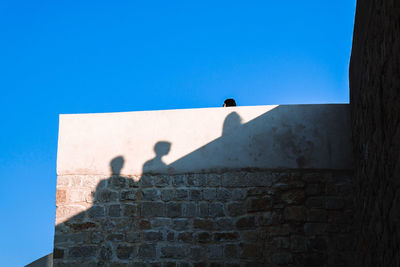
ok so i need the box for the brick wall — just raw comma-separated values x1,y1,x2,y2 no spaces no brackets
53,170,354,266
350,0,400,266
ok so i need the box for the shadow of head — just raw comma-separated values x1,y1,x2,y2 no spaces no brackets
154,141,171,158
223,112,242,135
110,156,124,175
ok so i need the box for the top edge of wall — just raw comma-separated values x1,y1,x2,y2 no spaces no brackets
57,104,352,176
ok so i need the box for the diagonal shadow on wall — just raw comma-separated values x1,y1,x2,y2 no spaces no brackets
47,104,354,266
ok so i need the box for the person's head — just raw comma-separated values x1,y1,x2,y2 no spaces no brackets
223,98,237,107
110,156,124,175
154,141,171,157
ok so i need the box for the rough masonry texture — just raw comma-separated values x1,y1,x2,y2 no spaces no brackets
53,104,354,266
350,0,400,266
54,170,354,266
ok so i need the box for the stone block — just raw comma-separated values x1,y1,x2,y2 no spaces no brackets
213,232,239,242
167,202,183,217
171,219,189,231
206,174,221,187
203,189,217,200
231,189,246,200
240,243,261,259
155,175,170,186
177,232,193,242
88,205,105,218
307,236,327,252
221,173,247,187
215,218,234,230
151,218,171,228
187,174,206,187
325,196,345,210
259,211,282,226
305,183,323,196
224,244,239,258
141,202,165,217
235,216,256,229
284,206,305,221
137,244,156,258
198,202,208,217
247,196,272,212
226,202,245,216
206,245,223,259
248,172,273,187
138,175,154,186
307,209,327,222
122,204,137,217
56,189,67,205
143,231,163,241
100,244,113,260
106,233,124,241
304,223,327,235
161,189,175,201
176,189,189,200
96,189,118,202
141,188,160,201
216,189,232,201
281,190,305,205
108,204,121,217
305,197,325,208
68,246,97,258
167,231,175,241
209,203,225,217
290,235,307,252
91,232,104,243
126,232,141,243
172,175,187,187
271,252,293,264
267,224,291,236
161,245,187,259
109,176,127,189
189,189,202,201
241,231,259,242
190,246,205,261
194,219,214,230
266,236,289,249
183,202,196,217
116,245,134,260
120,189,138,201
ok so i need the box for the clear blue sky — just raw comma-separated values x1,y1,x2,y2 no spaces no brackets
0,1,355,266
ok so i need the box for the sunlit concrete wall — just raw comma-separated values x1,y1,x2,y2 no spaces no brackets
57,104,352,176
54,105,355,266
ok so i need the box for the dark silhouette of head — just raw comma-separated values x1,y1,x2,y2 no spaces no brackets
110,156,124,175
223,98,237,107
154,141,171,158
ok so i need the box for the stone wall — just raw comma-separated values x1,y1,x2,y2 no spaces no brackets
53,170,354,266
349,0,400,266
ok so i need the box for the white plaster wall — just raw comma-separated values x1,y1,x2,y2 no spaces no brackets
57,104,352,176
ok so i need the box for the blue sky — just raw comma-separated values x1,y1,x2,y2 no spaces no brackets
0,1,356,266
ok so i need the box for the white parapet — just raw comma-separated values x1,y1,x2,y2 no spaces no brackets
57,104,352,176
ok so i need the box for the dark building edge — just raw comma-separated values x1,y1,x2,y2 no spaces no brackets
350,0,400,266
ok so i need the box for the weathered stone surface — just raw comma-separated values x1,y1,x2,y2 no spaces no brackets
137,244,156,258
54,170,354,265
350,1,400,266
141,202,165,217
161,245,187,259
116,245,134,260
68,246,97,258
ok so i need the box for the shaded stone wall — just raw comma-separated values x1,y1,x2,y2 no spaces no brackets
350,0,400,266
54,170,354,266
